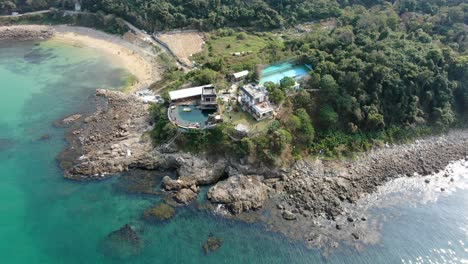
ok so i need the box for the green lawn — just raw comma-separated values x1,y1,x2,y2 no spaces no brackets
210,35,269,56
193,32,284,71
222,105,271,133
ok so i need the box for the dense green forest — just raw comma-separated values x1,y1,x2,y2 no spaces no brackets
2,0,466,165
2,0,466,31
148,1,467,164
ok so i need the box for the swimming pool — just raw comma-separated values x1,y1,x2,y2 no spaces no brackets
170,105,215,129
259,62,312,85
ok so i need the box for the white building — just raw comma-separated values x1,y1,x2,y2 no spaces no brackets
230,70,249,82
168,84,217,105
239,84,274,121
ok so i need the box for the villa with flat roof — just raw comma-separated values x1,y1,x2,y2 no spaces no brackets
200,85,218,110
239,84,274,121
168,84,216,103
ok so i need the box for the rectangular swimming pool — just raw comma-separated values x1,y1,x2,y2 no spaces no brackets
259,62,312,85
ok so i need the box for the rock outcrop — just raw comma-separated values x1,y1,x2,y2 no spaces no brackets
277,130,468,220
173,188,198,204
143,203,176,222
176,158,227,186
58,89,158,179
202,236,223,254
0,26,54,41
54,85,468,249
207,175,269,214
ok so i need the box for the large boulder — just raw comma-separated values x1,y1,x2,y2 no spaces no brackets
282,210,297,220
173,188,198,204
207,175,268,214
177,157,226,186
162,176,193,191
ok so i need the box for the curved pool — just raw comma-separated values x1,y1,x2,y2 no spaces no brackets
169,105,215,129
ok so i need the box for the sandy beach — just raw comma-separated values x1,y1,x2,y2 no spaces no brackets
0,25,161,92
53,25,161,92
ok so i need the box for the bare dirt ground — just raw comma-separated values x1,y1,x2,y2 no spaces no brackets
157,32,204,67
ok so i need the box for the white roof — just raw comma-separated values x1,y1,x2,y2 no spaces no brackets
233,70,249,78
169,85,212,101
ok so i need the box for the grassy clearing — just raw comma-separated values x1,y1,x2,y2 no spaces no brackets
222,104,271,133
210,35,268,56
193,32,284,72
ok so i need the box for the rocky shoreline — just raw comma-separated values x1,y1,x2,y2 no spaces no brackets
0,25,53,41
57,89,468,248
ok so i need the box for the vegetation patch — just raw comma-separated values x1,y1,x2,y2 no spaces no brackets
143,203,175,222
121,73,138,93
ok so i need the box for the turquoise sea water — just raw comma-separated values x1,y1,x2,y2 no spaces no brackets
259,62,311,85
0,40,467,264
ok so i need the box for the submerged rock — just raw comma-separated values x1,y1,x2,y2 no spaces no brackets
203,236,223,254
114,170,164,195
0,138,13,151
60,114,82,126
143,203,175,222
39,134,50,140
100,224,143,259
173,188,197,204
177,158,226,186
207,175,268,215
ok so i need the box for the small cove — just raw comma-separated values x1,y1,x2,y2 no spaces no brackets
0,38,467,264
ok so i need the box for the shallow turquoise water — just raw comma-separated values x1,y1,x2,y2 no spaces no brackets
0,40,467,264
259,62,311,85
174,105,214,128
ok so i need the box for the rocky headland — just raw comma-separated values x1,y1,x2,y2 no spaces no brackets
57,88,468,248
0,25,53,41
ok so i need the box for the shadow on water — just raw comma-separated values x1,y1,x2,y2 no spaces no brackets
112,169,176,196
23,47,57,64
0,138,14,152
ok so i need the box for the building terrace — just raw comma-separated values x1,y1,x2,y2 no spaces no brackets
239,83,274,121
